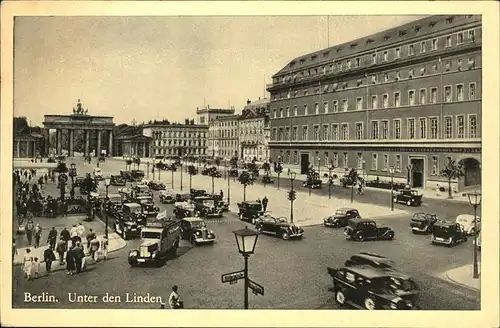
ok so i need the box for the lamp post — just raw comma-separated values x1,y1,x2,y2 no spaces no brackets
233,227,259,309
328,165,334,199
389,167,395,211
288,170,296,224
171,165,174,189
104,177,111,239
224,158,228,180
69,163,77,200
227,167,231,206
146,161,150,179
317,156,320,178
467,191,481,279
152,159,156,180
180,159,183,191
211,172,215,195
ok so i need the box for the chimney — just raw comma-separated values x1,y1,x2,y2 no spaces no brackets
246,99,251,105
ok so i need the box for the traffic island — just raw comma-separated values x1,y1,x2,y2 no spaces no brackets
443,263,481,291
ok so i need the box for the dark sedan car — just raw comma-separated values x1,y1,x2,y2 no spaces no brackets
179,217,216,246
431,221,468,246
148,180,166,191
409,213,439,234
344,218,395,241
324,208,361,228
255,214,304,240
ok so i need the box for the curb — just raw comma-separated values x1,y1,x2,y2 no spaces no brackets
443,270,481,292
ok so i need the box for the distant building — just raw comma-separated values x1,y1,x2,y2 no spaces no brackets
13,117,44,158
215,114,240,159
238,98,270,162
196,106,236,157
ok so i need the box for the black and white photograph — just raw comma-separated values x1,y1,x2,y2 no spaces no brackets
1,1,499,327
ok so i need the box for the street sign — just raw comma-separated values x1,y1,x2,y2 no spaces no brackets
248,279,264,296
221,269,245,284
58,173,68,184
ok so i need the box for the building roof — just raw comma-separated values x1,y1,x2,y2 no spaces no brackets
217,114,240,121
196,107,235,114
115,134,152,141
143,123,208,129
273,15,481,77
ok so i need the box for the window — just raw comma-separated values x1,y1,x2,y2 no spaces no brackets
431,156,439,175
302,126,308,140
456,84,464,101
395,154,401,172
395,71,400,80
394,92,401,107
278,128,283,141
314,103,319,114
409,44,415,55
371,95,377,109
456,115,465,139
445,116,453,138
372,53,377,64
285,107,290,117
446,35,452,47
341,124,349,140
371,75,377,84
285,151,290,163
383,154,389,171
331,124,339,140
371,153,378,171
420,89,426,104
273,109,277,118
394,119,401,139
294,151,299,164
409,69,414,78
314,125,320,140
381,120,389,139
343,153,348,168
357,153,363,169
384,73,389,82
421,41,426,53
371,121,379,139
432,63,438,72
347,60,352,69
407,118,415,139
383,51,388,61
383,94,389,108
468,114,477,138
457,32,464,44
419,118,427,138
332,100,339,112
355,58,360,67
420,67,426,76
333,152,339,167
458,59,463,70
342,99,348,111
324,152,329,167
323,102,328,112
430,117,438,139
356,97,363,110
409,90,415,105
444,86,452,102
395,47,401,58
285,127,290,140
304,104,309,115
323,125,329,140
292,126,298,140
469,82,476,100
431,38,437,50
468,29,475,42
293,106,298,116
355,123,363,140
272,128,277,140
431,87,438,103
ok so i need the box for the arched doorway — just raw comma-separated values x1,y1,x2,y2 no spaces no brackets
460,158,481,187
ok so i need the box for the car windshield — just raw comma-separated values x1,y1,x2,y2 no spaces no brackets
203,200,215,207
433,225,456,235
277,217,288,223
412,213,427,221
248,204,262,211
335,209,346,215
108,196,121,203
191,221,206,229
389,277,417,292
142,231,161,239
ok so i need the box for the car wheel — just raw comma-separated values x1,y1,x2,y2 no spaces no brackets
469,228,475,235
256,225,263,234
190,236,197,246
281,231,290,240
387,231,395,240
355,231,364,241
364,297,376,310
393,197,398,204
335,290,346,305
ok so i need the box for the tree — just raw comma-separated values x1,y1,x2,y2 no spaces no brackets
261,162,271,175
55,161,68,173
238,171,253,201
230,156,238,169
188,165,197,191
439,159,464,199
214,157,221,167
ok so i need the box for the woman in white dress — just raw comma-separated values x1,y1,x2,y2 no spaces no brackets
23,248,33,280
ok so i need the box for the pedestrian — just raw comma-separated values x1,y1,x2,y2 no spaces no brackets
101,235,109,260
23,249,33,280
44,174,48,184
60,227,70,242
86,229,96,253
66,245,75,275
33,223,42,248
256,198,261,204
435,184,441,197
56,237,67,264
73,242,85,274
70,224,79,246
262,196,268,212
168,285,183,309
89,236,100,260
220,189,223,198
32,257,40,278
77,222,85,241
12,238,18,262
47,227,58,249
25,220,34,246
43,245,56,274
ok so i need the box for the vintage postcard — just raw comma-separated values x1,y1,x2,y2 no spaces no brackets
1,1,499,327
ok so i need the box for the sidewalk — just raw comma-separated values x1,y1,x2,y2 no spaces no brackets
443,263,481,291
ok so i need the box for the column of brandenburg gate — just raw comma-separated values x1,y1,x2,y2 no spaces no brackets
43,100,115,157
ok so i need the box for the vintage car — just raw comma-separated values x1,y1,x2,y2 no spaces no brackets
211,194,229,212
132,184,152,197
456,214,481,235
159,190,175,204
180,217,216,246
174,192,191,203
192,196,223,218
110,174,126,186
344,218,395,241
135,195,160,217
120,170,133,182
237,201,264,223
409,213,440,234
228,168,239,178
262,175,275,184
131,170,145,182
393,188,423,206
344,252,395,269
93,167,104,181
327,266,420,310
190,188,207,199
431,221,468,246
324,208,361,228
122,202,147,226
255,214,304,240
128,218,181,267
148,180,166,191
104,193,123,212
114,206,142,240
73,176,85,187
173,201,196,219
303,177,322,189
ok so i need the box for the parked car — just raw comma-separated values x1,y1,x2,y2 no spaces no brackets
237,201,264,223
148,180,166,191
159,190,175,204
173,202,196,219
192,196,223,218
120,170,133,182
409,213,440,234
132,184,152,197
110,175,126,186
324,208,361,228
190,188,207,199
131,170,145,182
327,265,420,310
344,218,395,241
393,188,423,206
455,214,481,235
179,217,216,246
431,221,468,246
174,192,191,203
255,214,304,240
262,175,275,184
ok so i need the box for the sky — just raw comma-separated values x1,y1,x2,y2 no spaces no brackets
14,15,427,126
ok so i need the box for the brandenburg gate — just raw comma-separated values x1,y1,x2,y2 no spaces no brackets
43,99,115,157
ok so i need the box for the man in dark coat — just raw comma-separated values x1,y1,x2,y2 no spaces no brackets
73,243,85,274
47,227,58,249
56,237,67,264
60,227,70,243
66,246,75,275
262,196,269,212
43,245,56,273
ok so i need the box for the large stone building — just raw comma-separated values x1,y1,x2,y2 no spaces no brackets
215,114,240,159
267,15,481,191
142,120,209,158
238,98,271,162
196,106,236,158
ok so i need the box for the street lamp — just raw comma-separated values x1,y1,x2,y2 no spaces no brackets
224,158,228,180
227,165,231,206
389,167,395,212
69,163,77,200
180,158,184,191
467,191,481,279
288,170,296,224
233,227,259,309
317,156,321,178
152,159,156,180
104,177,111,239
328,165,334,199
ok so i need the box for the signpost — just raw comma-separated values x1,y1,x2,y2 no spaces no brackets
248,279,264,296
221,270,245,284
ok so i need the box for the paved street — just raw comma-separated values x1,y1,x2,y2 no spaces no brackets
12,157,480,309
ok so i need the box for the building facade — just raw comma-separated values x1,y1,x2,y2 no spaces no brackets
142,122,209,158
238,98,271,162
267,15,481,191
215,114,240,159
196,107,236,158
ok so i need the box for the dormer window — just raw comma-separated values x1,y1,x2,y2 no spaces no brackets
350,43,357,48
468,57,476,68
429,21,436,27
458,59,463,71
332,83,338,90
311,55,317,60
414,25,421,33
357,79,363,87
468,29,476,42
371,75,377,84
408,69,414,78
445,61,451,71
395,71,400,81
398,30,407,36
446,17,454,24
323,51,330,57
420,67,426,76
384,35,391,40
336,47,342,52
366,38,374,44
300,59,305,64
